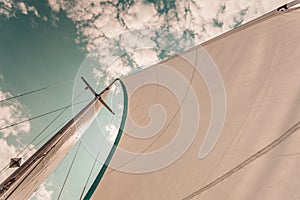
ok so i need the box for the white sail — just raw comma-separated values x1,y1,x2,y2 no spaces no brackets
88,5,300,200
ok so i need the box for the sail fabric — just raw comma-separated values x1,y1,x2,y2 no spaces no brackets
91,7,300,200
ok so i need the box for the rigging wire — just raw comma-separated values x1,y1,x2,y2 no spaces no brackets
76,83,124,200
19,88,89,157
17,107,68,157
0,88,91,198
0,78,76,103
0,91,89,176
0,109,65,176
57,141,82,200
78,82,122,199
0,109,75,176
78,81,123,163
57,80,106,200
27,119,68,155
0,87,48,103
0,98,90,132
79,138,104,200
0,117,72,177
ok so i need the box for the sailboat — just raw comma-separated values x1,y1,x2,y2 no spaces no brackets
1,1,300,199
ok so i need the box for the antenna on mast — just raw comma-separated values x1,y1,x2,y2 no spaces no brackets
81,77,115,115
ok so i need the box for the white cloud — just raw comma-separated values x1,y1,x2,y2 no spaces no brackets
44,0,292,84
0,75,51,199
1,143,36,186
93,67,104,86
0,89,31,137
0,8,9,17
0,0,14,18
104,58,133,85
0,0,41,18
0,141,37,182
48,0,61,12
0,73,33,182
42,15,48,21
29,182,54,200
0,138,18,182
17,2,28,15
0,84,37,199
130,49,159,67
102,18,125,39
105,124,118,143
28,5,40,17
122,1,159,29
0,0,13,9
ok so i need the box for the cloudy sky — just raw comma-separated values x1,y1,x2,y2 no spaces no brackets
0,0,291,199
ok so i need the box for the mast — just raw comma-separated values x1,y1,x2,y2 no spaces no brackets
0,77,116,200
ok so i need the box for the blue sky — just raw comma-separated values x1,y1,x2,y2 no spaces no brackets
0,0,290,199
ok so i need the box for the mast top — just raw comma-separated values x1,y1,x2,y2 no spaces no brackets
81,76,115,115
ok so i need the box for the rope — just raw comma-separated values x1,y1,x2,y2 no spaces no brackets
57,142,82,200
0,78,76,103
0,87,48,103
0,118,72,178
0,98,90,132
79,142,104,200
0,89,90,199
0,109,67,176
0,91,89,177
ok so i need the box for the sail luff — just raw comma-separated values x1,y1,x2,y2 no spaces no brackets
83,79,128,200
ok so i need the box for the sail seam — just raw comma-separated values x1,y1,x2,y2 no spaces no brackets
183,121,300,200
